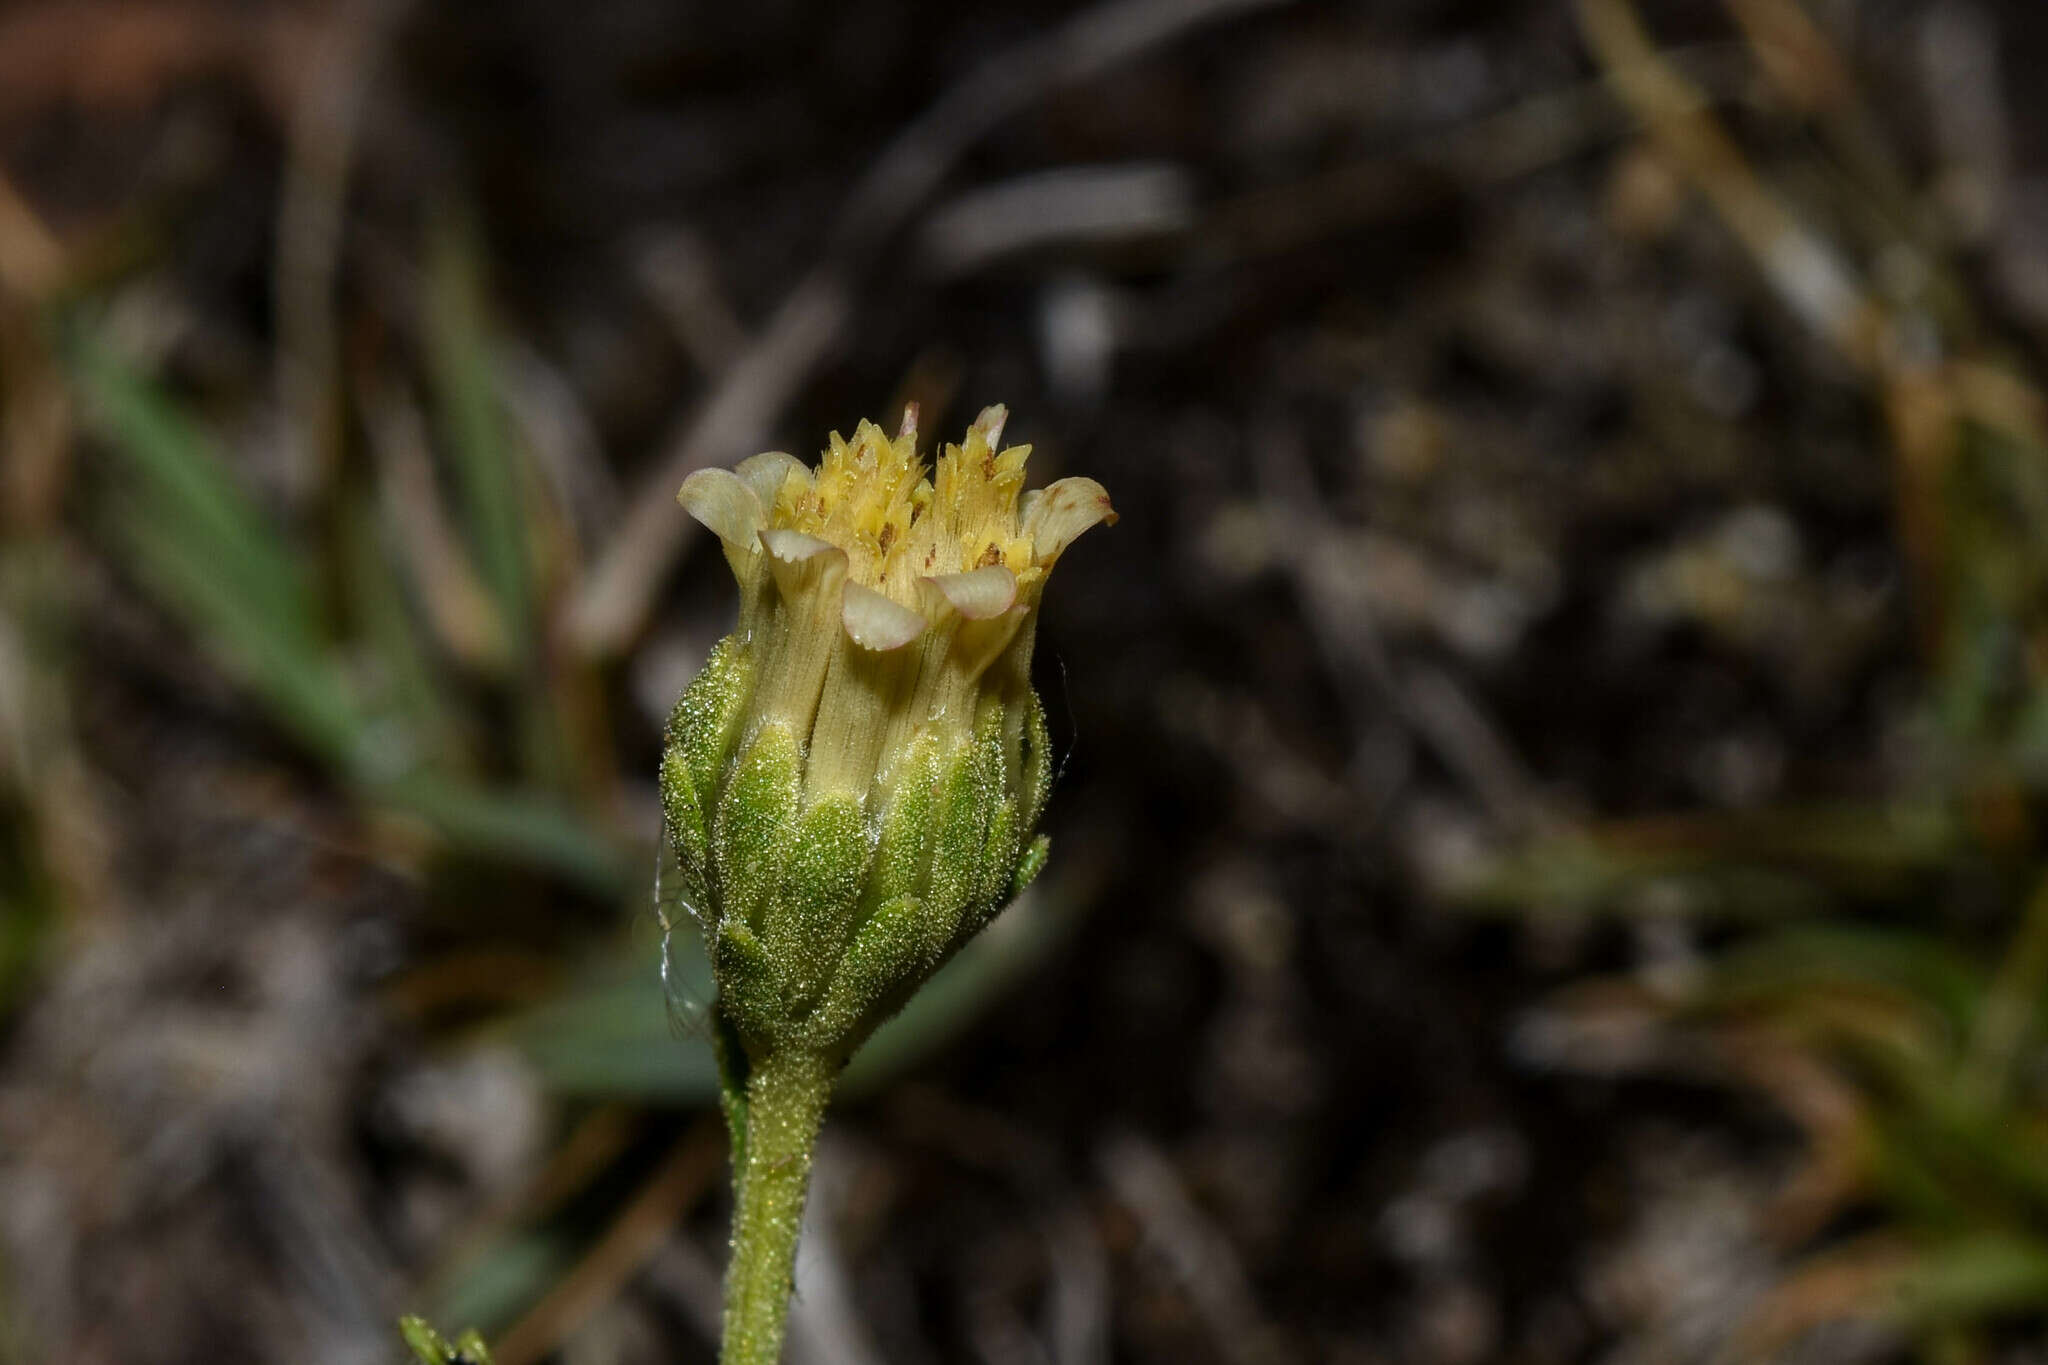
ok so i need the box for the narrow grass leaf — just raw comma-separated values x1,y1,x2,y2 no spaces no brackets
377,770,630,897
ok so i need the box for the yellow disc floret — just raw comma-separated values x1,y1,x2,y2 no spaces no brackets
767,409,1041,608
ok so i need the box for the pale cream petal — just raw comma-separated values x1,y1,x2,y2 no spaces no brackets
760,527,835,559
1022,476,1117,562
735,451,808,510
924,565,1018,620
760,528,847,601
676,468,764,549
841,582,926,651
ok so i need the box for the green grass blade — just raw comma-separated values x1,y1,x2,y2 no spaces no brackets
1891,1233,2048,1329
425,215,531,658
426,1229,570,1342
337,489,468,778
73,336,366,765
423,216,575,794
72,337,323,654
1708,924,1987,1033
375,770,630,897
496,944,721,1103
98,483,363,764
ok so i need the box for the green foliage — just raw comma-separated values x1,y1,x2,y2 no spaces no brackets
1459,413,2048,1356
68,324,626,895
424,214,530,662
1892,1235,2048,1332
399,1315,494,1365
0,817,57,1014
73,332,361,767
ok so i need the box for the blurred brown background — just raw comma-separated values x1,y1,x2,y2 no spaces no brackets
7,0,2048,1362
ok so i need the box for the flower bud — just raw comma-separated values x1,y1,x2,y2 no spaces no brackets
661,405,1114,1064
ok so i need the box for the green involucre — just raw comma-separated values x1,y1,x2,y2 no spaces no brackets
661,637,753,907
764,793,871,1014
866,735,939,910
712,721,801,932
667,632,1058,1065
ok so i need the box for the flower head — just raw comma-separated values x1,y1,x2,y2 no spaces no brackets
661,406,1112,1063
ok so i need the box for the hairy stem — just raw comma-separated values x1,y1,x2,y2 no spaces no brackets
720,1047,835,1365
